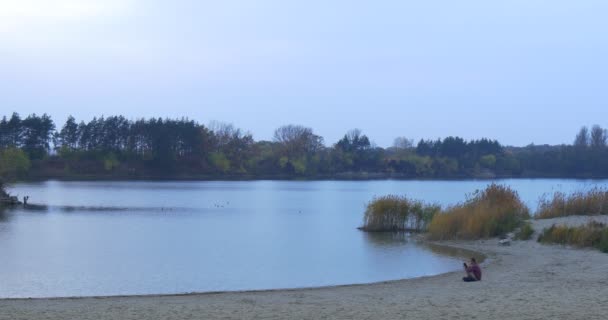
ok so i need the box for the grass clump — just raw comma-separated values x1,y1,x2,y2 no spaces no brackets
536,188,608,219
428,184,530,240
360,195,440,232
538,221,608,253
515,221,534,240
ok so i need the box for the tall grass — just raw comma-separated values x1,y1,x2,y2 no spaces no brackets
360,195,440,232
428,184,530,240
538,221,608,253
536,188,608,219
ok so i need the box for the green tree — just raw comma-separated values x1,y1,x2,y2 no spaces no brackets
55,115,80,152
21,113,55,159
209,152,230,173
0,148,31,180
103,153,120,171
0,113,23,148
479,154,497,168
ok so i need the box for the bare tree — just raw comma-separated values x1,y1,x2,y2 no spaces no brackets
208,121,248,149
393,136,414,149
273,125,324,157
574,126,589,148
590,125,607,149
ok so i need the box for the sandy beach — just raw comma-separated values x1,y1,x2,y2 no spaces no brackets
1,215,607,320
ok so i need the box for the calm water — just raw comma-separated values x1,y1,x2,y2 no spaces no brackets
1,179,606,298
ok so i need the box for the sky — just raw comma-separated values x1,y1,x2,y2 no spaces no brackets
1,0,607,147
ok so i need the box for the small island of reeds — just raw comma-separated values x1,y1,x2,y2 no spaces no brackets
359,195,440,232
360,184,531,241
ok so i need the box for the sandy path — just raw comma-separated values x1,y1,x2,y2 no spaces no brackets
1,216,608,320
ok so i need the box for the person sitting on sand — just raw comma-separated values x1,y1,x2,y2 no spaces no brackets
462,258,482,282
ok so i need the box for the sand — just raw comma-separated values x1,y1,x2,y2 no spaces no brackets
2,216,608,320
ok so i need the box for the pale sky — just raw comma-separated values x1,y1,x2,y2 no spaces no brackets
1,0,607,147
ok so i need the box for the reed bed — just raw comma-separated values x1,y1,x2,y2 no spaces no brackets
538,221,608,253
536,188,608,219
360,195,440,232
427,184,530,240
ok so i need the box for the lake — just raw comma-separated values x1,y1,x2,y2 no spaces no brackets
1,179,606,298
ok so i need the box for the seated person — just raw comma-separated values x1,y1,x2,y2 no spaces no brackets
462,258,482,282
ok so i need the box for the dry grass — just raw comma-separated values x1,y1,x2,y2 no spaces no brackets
538,221,608,253
427,184,530,240
360,195,440,232
536,188,608,219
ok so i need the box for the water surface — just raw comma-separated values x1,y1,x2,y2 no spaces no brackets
1,179,606,298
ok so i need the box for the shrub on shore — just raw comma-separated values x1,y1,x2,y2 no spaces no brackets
515,221,534,240
0,180,8,199
427,184,530,240
538,221,608,253
536,188,608,219
360,195,440,232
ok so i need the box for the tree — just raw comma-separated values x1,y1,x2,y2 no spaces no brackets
55,115,80,152
439,136,467,158
393,136,414,149
20,113,55,159
273,125,324,158
0,113,23,148
0,148,31,180
336,129,371,153
334,129,380,171
574,126,590,148
209,121,254,172
479,154,497,168
590,125,607,149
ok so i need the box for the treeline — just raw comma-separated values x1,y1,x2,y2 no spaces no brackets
1,112,607,180
512,125,608,177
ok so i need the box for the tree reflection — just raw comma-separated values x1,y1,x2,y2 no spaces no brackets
363,231,410,247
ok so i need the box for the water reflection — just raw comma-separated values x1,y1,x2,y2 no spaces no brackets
421,242,486,263
363,232,485,263
0,208,9,222
363,232,410,247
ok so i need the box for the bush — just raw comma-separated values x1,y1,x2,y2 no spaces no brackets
515,221,534,240
0,180,9,199
538,221,608,253
0,147,31,180
360,195,440,232
536,188,608,219
428,184,530,240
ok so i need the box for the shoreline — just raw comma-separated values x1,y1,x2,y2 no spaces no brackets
14,174,608,183
1,216,607,319
0,242,486,302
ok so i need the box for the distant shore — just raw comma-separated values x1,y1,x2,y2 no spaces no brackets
1,216,607,320
14,172,608,183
